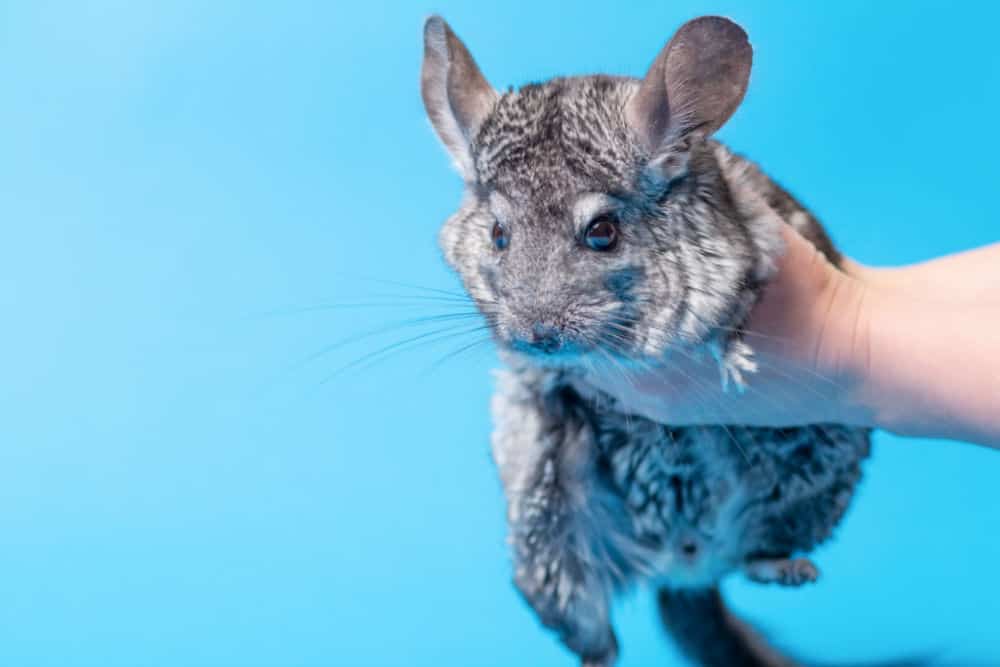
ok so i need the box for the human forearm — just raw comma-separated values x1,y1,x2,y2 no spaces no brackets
845,284,1000,447
845,243,1000,305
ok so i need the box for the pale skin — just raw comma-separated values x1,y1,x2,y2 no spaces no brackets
574,205,1000,448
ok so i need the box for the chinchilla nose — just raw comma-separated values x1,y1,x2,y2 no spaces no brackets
529,322,562,353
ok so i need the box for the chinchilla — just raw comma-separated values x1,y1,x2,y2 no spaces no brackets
421,15,875,667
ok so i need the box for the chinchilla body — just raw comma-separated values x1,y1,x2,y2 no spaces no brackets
421,15,870,667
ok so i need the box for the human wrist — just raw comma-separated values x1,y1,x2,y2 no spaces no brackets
830,259,939,432
840,257,907,293
830,275,925,435
807,265,880,429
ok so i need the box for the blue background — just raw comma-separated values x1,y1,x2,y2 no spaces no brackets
2,1,999,665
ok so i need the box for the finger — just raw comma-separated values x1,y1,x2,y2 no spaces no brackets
570,371,638,404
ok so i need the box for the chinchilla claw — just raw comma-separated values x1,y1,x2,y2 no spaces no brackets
717,339,757,393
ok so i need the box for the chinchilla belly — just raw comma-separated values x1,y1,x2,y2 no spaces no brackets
590,411,871,588
489,367,871,590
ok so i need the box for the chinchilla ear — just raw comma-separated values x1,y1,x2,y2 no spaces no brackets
421,16,498,180
626,16,751,157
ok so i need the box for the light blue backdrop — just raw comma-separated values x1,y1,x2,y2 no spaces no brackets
2,1,998,665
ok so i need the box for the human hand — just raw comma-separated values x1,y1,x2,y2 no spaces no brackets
571,218,872,428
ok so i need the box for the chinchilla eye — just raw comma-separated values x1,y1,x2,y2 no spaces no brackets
491,221,509,250
583,214,619,251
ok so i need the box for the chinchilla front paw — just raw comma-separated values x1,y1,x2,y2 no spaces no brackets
712,337,758,392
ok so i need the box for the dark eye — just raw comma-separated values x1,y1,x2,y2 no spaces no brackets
584,214,619,251
491,221,509,250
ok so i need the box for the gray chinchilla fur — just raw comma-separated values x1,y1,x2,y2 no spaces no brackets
421,15,870,667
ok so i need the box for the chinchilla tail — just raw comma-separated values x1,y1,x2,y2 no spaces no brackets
657,586,797,667
657,586,935,667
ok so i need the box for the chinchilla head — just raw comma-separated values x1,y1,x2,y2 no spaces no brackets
422,15,770,367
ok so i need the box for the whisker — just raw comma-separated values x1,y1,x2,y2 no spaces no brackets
328,272,472,301
247,288,481,317
319,323,493,385
606,307,851,399
646,350,754,466
285,311,485,374
419,336,496,377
